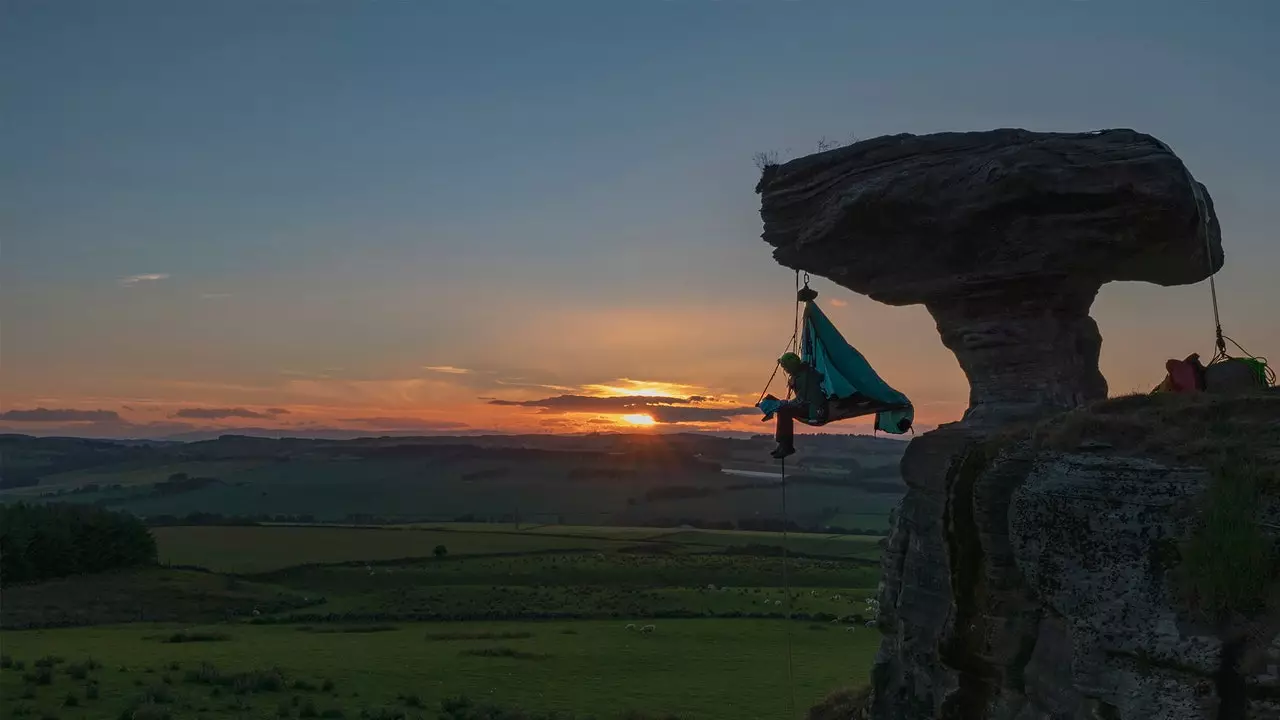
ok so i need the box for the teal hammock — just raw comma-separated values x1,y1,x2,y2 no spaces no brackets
759,300,914,435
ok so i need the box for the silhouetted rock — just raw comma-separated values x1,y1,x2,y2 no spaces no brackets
755,130,1278,720
757,128,1222,424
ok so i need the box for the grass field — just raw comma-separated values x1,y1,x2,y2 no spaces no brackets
0,619,879,720
154,526,641,573
156,524,887,574
4,521,887,719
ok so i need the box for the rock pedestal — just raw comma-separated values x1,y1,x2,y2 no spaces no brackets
756,129,1280,719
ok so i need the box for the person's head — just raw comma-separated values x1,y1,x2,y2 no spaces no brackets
778,352,804,374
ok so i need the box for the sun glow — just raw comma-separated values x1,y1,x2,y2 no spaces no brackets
583,379,704,399
619,413,657,426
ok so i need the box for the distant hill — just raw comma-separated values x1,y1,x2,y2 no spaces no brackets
0,432,907,533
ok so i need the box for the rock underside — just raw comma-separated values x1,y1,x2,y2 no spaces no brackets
755,129,1278,719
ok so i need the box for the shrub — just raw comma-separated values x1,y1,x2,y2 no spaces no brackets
21,684,37,699
425,631,533,641
320,710,345,719
25,667,53,685
292,678,317,691
278,701,293,718
67,662,89,680
300,700,319,718
184,663,224,685
121,703,172,720
458,646,548,660
63,693,79,707
358,709,407,720
141,684,174,704
163,631,229,644
1178,459,1280,622
34,656,64,668
13,659,27,670
321,679,336,693
86,682,101,700
10,704,33,717
400,693,422,708
1,654,13,669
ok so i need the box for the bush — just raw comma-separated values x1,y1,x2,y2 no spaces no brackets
121,703,171,720
278,701,293,718
437,695,581,719
21,684,37,699
10,704,33,717
141,684,174,704
25,667,53,685
400,693,423,708
300,700,319,718
321,679,336,692
292,679,317,691
458,646,548,660
86,682,101,700
13,659,27,670
320,710,345,719
425,631,532,641
35,656,64,668
1,654,12,669
163,631,229,644
1178,459,1280,622
65,662,88,680
63,693,79,707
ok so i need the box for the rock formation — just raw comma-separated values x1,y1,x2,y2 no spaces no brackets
756,129,1279,719
757,128,1221,425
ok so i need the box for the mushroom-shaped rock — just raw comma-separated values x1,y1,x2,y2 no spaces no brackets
756,128,1223,424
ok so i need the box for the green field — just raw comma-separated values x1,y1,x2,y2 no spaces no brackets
155,524,887,573
0,620,880,720
154,526,637,573
3,521,886,719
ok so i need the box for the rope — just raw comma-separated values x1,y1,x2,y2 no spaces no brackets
792,270,802,354
779,454,796,720
1151,137,1228,359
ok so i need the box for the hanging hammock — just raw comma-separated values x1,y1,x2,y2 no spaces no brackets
799,299,914,433
757,280,915,435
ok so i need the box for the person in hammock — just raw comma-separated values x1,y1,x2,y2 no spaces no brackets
760,352,829,459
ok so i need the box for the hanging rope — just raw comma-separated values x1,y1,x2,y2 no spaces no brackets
779,454,796,720
1150,138,1229,360
755,270,806,405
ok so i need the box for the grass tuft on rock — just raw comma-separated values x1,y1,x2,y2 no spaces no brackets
1178,458,1279,623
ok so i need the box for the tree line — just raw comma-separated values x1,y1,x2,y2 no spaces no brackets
0,503,157,586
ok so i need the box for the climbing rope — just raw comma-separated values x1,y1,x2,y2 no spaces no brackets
1151,137,1230,361
779,454,796,720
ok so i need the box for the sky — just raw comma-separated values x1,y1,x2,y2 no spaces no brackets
2,1,1278,440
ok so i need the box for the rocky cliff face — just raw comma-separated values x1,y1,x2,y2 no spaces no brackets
755,129,1279,719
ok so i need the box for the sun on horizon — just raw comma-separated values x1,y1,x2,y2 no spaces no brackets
619,413,657,427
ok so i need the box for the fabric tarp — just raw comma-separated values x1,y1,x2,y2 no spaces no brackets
800,301,914,434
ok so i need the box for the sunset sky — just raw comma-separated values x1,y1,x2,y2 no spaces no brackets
3,1,1278,439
